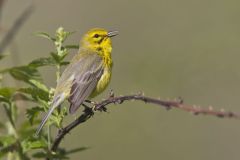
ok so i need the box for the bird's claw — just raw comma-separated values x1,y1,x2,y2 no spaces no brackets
82,103,94,115
84,100,108,112
109,89,114,98
95,105,108,112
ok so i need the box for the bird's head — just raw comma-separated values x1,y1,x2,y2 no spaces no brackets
81,28,118,51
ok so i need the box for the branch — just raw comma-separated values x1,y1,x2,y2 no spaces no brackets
0,4,34,54
51,108,93,152
50,93,240,152
95,94,240,118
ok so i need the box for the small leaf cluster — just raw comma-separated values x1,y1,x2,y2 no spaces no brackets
0,27,83,159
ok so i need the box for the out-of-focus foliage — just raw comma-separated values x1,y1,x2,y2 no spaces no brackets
0,27,82,159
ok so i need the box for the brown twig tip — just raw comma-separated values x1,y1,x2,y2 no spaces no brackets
50,93,240,153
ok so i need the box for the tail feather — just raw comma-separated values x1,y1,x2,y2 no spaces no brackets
35,93,65,136
35,105,56,136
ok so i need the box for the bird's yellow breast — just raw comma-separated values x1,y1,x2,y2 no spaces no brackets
90,46,113,98
83,33,113,98
90,66,112,98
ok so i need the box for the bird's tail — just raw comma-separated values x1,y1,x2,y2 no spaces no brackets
35,93,65,136
35,105,56,136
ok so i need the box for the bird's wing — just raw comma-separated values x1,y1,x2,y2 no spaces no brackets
67,53,104,114
35,53,103,135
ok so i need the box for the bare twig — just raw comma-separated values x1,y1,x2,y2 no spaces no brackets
0,4,34,54
50,93,240,152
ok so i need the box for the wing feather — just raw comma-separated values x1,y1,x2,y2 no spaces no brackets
36,51,104,135
67,53,104,114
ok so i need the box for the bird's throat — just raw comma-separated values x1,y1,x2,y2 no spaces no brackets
99,46,113,68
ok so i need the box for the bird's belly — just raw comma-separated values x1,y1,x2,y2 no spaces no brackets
90,68,111,98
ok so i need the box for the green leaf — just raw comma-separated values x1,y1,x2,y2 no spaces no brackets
33,147,71,159
0,87,16,103
0,66,41,84
12,93,34,102
35,32,56,41
65,44,79,49
0,141,18,158
18,119,41,139
58,49,68,59
28,79,49,93
10,66,40,82
0,135,18,158
49,106,67,128
28,57,56,68
0,88,34,103
10,103,18,124
32,151,69,159
0,96,9,103
26,106,43,125
60,61,70,66
21,137,47,153
50,52,61,63
51,51,69,63
18,87,49,102
0,135,16,147
66,147,89,155
0,87,16,99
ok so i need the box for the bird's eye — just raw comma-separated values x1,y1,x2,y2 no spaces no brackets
93,34,99,38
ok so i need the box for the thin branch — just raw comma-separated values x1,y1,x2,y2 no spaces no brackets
50,93,240,152
0,4,34,54
51,107,93,152
95,94,240,118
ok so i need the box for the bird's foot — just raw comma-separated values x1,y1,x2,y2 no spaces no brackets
84,100,108,112
84,99,96,105
108,89,114,98
95,105,108,112
82,103,94,116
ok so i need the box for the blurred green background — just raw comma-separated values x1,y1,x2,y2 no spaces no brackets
2,0,240,159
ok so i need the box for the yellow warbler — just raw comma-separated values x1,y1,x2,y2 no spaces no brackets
36,28,118,135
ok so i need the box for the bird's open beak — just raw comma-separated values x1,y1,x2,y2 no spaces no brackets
107,31,118,37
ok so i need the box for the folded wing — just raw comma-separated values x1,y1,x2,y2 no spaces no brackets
66,53,104,114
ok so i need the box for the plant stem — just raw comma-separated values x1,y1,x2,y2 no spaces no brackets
3,103,16,130
56,64,61,82
47,124,51,150
47,63,61,150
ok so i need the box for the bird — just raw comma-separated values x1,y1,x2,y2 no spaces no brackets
36,28,118,135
